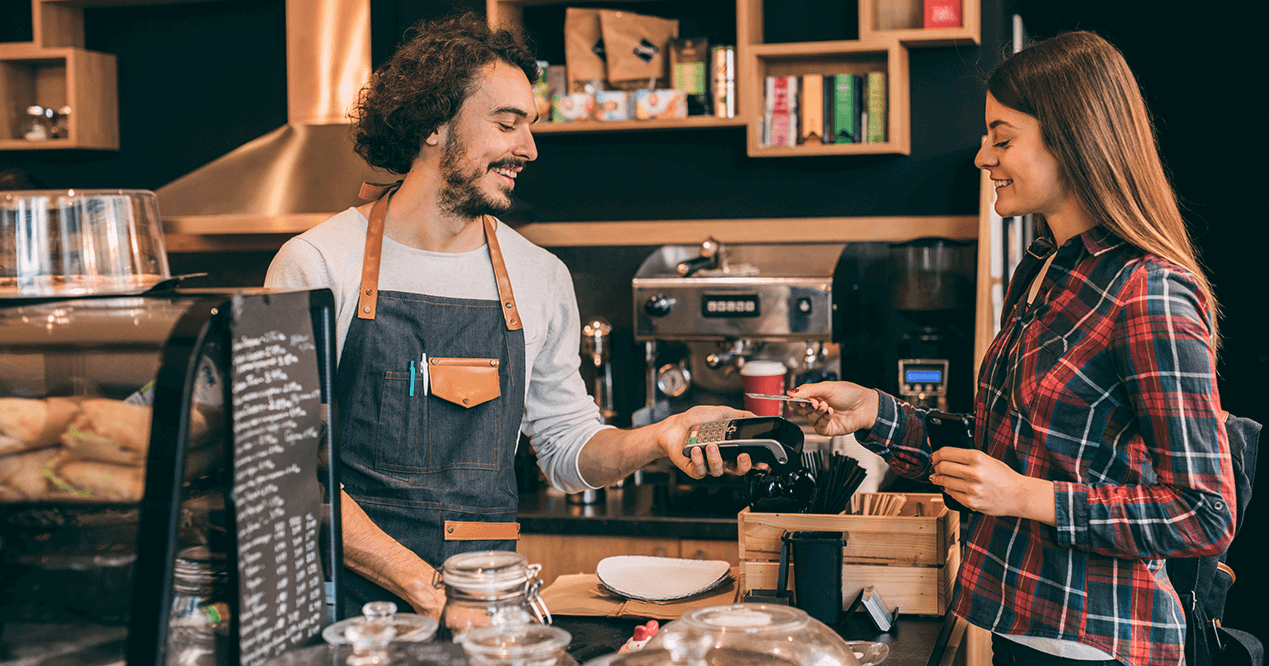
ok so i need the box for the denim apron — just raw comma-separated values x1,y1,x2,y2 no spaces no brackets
336,182,525,617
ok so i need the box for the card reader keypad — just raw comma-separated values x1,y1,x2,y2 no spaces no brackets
686,420,734,447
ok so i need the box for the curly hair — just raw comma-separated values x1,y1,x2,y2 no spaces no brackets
352,12,539,175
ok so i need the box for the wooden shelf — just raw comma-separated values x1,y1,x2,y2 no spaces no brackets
532,115,745,134
0,43,118,150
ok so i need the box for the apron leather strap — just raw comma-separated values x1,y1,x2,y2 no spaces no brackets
484,215,523,332
355,183,522,331
444,520,521,541
355,181,399,320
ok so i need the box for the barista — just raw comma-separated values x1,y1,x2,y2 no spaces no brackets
264,13,753,620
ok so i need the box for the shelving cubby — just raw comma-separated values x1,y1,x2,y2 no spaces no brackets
0,0,117,151
743,39,909,157
0,43,118,150
860,0,981,46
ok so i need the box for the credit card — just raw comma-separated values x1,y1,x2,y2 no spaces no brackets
745,392,813,405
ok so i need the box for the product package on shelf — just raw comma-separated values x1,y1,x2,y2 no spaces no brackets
799,74,825,144
595,91,632,121
866,71,887,143
711,45,735,118
554,93,596,122
833,74,863,144
635,89,687,120
737,493,959,616
924,0,964,28
670,38,710,115
599,9,679,90
762,76,798,147
532,60,553,121
564,8,607,93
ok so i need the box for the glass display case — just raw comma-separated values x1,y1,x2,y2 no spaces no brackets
0,288,340,666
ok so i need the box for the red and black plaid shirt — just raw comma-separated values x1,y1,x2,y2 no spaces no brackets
861,227,1236,666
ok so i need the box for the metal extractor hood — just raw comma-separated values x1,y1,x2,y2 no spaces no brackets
158,0,382,236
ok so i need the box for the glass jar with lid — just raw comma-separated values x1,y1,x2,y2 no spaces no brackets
434,550,550,638
457,623,576,666
323,601,438,645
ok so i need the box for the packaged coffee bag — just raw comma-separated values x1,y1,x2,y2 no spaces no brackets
599,9,679,89
564,8,607,92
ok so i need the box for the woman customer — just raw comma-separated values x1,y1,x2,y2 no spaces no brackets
791,31,1235,666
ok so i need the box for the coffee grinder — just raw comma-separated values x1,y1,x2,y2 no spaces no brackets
889,238,976,410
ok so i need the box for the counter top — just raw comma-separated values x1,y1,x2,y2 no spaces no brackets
517,480,749,541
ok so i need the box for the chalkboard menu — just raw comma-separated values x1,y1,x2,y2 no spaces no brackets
228,293,326,665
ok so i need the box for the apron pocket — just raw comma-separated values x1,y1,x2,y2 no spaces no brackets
376,370,422,470
429,357,500,408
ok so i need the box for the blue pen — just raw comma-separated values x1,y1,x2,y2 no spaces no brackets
409,360,416,396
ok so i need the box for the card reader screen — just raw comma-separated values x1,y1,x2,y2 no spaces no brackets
904,369,943,384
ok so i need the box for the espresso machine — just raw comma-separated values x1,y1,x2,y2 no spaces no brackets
631,238,844,421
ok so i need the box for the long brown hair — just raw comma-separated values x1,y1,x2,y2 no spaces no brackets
988,31,1220,350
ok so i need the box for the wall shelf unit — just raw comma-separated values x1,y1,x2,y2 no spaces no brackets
0,42,117,150
488,0,979,157
0,1,119,151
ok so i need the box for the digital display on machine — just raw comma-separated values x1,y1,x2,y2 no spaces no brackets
904,369,943,384
701,294,760,318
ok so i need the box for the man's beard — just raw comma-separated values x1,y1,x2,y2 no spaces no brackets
437,129,519,219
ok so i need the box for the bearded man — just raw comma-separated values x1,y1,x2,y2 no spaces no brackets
265,13,752,619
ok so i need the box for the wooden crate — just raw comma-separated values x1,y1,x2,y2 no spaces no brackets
738,493,959,616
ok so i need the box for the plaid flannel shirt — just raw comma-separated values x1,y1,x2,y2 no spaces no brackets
860,227,1236,666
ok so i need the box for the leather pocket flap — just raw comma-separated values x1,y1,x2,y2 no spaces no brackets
429,357,500,408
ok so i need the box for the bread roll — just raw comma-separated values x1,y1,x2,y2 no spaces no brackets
56,460,144,502
0,397,80,455
0,447,61,500
61,399,151,466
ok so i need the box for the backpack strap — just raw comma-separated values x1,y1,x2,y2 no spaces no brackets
1001,236,1056,324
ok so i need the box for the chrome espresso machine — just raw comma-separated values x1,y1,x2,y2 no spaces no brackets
631,239,845,423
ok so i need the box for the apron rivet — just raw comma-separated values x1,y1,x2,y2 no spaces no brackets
505,302,513,309
489,359,497,366
510,318,517,325
447,526,454,534
365,288,373,295
363,306,371,313
462,398,470,405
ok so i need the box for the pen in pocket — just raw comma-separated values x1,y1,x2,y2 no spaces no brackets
420,353,429,396
409,360,416,397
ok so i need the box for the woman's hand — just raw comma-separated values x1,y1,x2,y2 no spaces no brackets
787,381,880,437
929,447,1056,524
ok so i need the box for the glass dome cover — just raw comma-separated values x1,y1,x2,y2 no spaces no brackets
640,603,862,666
1,189,171,297
456,623,575,666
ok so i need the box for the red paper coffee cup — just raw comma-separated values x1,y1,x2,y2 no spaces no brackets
741,360,787,416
